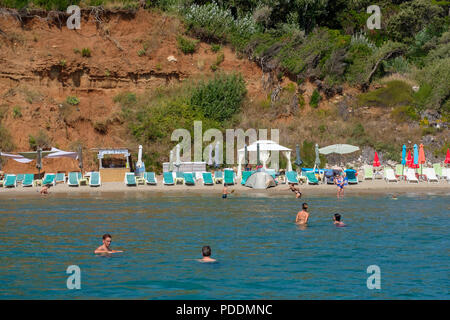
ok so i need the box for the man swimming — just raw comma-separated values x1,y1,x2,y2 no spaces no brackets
333,213,346,227
295,202,309,225
94,234,123,254
288,183,302,198
198,245,216,263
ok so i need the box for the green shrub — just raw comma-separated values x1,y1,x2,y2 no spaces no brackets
137,49,146,57
211,44,221,52
12,106,22,118
177,36,198,54
81,48,91,57
66,96,80,106
310,89,321,108
28,130,52,151
0,125,14,152
358,80,414,108
190,73,247,122
391,105,420,122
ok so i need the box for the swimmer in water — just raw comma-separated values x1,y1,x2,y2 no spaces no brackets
391,194,398,200
94,234,123,254
333,213,346,227
295,203,309,225
288,183,302,199
222,185,233,199
198,245,216,263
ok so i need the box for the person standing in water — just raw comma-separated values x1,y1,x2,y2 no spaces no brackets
333,213,346,227
296,203,309,225
94,234,123,254
335,173,345,199
198,246,216,262
222,185,233,199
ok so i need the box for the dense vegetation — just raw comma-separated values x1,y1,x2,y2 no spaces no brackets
1,0,449,164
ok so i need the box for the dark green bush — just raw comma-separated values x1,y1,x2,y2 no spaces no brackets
358,80,413,108
310,89,321,108
190,73,247,122
81,48,91,57
177,36,198,54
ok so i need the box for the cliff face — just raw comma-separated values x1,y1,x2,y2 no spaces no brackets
0,9,263,173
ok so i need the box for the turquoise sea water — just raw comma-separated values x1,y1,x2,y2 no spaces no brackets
0,193,448,299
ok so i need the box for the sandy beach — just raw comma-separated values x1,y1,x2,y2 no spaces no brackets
0,178,448,198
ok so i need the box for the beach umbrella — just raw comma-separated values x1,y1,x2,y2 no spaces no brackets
244,144,248,165
413,144,419,169
78,146,83,173
406,149,413,167
401,145,406,165
373,151,381,167
319,144,359,167
136,145,143,169
169,149,174,172
444,149,450,165
418,143,426,174
175,144,181,171
36,147,42,177
295,144,303,169
313,144,321,171
207,144,213,166
214,142,220,168
256,143,261,166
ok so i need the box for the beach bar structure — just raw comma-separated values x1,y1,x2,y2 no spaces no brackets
95,148,132,182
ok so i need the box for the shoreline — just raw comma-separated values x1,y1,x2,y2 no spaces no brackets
0,179,448,198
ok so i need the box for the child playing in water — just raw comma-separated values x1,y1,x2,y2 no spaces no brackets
333,213,346,227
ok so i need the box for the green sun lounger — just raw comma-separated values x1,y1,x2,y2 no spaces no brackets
433,163,443,178
304,171,319,185
214,171,223,184
202,172,214,185
364,166,374,180
345,170,358,184
16,174,25,184
224,169,235,185
286,171,299,184
125,172,136,186
4,174,17,188
89,171,101,187
22,174,34,187
42,174,56,186
163,172,175,185
183,172,195,185
145,172,157,185
68,172,80,186
55,173,65,184
241,171,254,185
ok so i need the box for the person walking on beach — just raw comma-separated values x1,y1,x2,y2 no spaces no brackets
296,203,309,225
335,173,345,199
288,183,302,198
94,234,123,254
333,213,346,227
198,246,216,263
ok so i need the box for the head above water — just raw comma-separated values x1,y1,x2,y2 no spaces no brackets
334,213,341,221
102,233,112,246
302,203,308,211
202,246,211,257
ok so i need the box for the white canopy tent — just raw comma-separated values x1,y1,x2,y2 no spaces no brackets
237,140,292,178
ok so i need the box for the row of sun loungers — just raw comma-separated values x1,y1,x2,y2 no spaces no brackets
0,172,101,188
